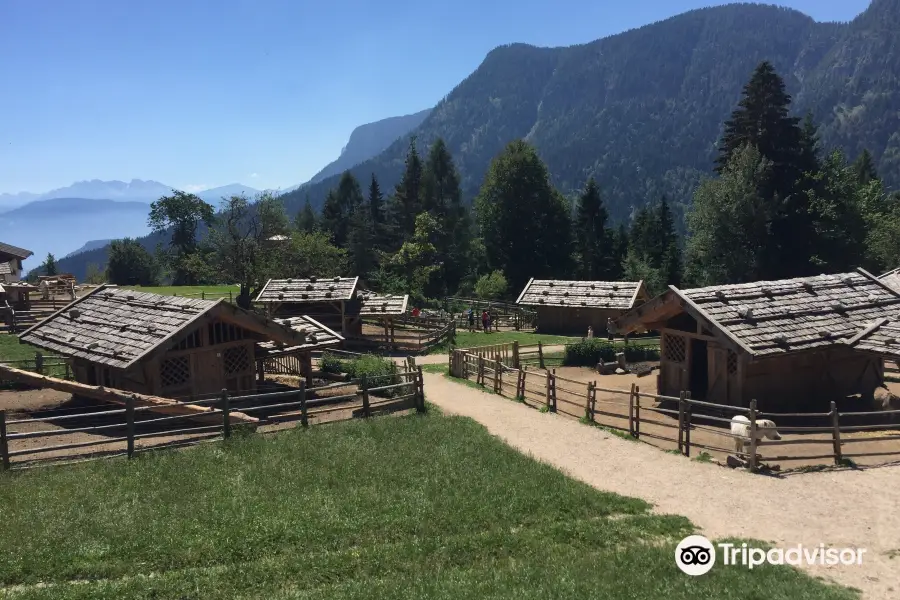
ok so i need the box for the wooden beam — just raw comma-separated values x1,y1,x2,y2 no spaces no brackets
670,287,755,358
0,364,258,426
660,327,720,344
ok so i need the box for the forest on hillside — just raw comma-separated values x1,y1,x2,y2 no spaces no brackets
52,62,900,308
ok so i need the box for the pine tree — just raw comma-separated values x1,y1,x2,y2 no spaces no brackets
610,223,629,280
347,205,375,279
853,149,879,185
368,173,384,245
320,171,364,247
573,178,612,279
474,140,571,292
385,138,424,247
296,195,317,233
422,138,470,295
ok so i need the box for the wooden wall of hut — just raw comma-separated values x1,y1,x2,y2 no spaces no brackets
534,306,626,336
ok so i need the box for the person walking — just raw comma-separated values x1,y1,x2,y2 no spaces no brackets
467,308,475,332
486,311,493,333
481,310,489,332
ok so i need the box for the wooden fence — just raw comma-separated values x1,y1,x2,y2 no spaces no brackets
0,364,425,469
449,346,900,471
348,320,456,353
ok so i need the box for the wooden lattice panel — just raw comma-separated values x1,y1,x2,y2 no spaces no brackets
160,356,190,388
224,346,250,375
727,349,738,375
663,333,686,363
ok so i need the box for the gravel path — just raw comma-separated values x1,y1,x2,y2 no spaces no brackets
423,372,900,599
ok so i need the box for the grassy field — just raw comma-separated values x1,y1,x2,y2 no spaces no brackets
431,331,581,354
0,414,855,599
0,333,36,362
121,285,238,298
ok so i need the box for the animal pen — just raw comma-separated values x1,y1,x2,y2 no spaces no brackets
255,276,361,336
255,315,345,386
614,269,900,412
448,340,900,471
515,279,649,335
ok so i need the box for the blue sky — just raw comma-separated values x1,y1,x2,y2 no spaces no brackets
0,0,871,195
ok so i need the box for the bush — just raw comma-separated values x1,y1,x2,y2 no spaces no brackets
319,353,404,397
562,339,660,367
320,352,344,374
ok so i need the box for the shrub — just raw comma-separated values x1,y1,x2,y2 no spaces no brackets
562,339,660,367
320,352,344,374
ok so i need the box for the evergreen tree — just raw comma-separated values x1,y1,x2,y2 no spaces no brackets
474,140,571,292
610,224,629,280
320,171,364,247
296,195,317,233
41,253,58,277
368,173,385,248
347,205,375,279
853,149,879,186
106,239,159,286
385,138,424,247
422,138,470,295
573,178,612,279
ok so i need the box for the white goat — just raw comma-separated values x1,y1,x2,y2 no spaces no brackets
730,415,782,455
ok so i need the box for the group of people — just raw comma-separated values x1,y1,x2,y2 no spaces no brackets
466,308,497,333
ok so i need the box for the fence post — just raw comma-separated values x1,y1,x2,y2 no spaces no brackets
634,385,641,438
677,391,686,454
229,291,233,303
221,388,231,439
64,361,71,380
512,341,520,369
550,369,557,412
748,399,758,472
628,383,636,435
125,394,136,458
0,410,9,471
684,400,692,458
416,366,425,412
545,370,551,409
494,357,502,394
478,354,485,386
360,374,371,418
830,400,842,466
296,381,307,427
201,291,206,300
538,341,545,370
34,352,44,375
584,382,593,421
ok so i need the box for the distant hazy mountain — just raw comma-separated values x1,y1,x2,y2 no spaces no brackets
196,183,262,203
302,109,432,187
1,198,152,272
0,191,40,212
63,239,114,258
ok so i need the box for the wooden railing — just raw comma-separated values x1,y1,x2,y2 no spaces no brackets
0,365,425,469
448,347,900,471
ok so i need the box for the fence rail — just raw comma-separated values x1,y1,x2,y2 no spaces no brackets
0,363,426,469
448,346,900,471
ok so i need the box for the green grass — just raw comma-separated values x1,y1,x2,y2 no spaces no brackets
0,415,857,599
0,333,36,362
121,285,238,298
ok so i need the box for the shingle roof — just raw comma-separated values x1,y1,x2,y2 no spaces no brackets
878,267,900,294
255,276,359,303
848,316,900,361
19,285,305,369
0,242,32,261
256,315,344,357
516,279,646,310
357,290,409,316
617,270,900,358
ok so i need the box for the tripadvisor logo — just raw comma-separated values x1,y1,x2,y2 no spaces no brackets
675,535,866,576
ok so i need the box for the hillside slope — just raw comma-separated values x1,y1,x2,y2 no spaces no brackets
304,109,432,186
59,1,900,279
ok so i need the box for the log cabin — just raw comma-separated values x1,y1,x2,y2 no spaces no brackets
614,269,900,411
0,241,33,284
254,276,360,336
515,278,649,336
18,285,310,399
255,315,344,386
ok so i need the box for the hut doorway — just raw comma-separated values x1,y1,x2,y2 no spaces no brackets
689,339,708,399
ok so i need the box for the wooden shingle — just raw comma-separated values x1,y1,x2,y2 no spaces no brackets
19,285,307,369
255,276,359,303
357,290,409,316
0,241,33,261
516,279,645,310
878,267,900,294
256,315,344,357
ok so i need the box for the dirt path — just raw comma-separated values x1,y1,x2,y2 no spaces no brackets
423,372,900,600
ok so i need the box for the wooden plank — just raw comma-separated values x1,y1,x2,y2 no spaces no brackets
0,364,258,425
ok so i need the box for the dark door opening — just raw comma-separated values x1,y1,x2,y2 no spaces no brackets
689,339,709,400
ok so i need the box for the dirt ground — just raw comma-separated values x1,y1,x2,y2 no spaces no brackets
424,371,900,600
507,366,900,470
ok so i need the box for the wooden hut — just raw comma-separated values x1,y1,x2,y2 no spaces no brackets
515,279,649,335
878,267,900,294
349,290,409,342
18,285,308,399
254,276,360,335
613,270,900,410
255,315,344,386
0,241,33,284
